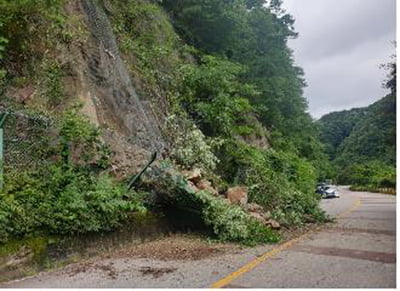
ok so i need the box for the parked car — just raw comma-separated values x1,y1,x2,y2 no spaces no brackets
316,183,340,198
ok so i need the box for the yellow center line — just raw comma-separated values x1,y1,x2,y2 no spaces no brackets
336,197,361,219
211,196,362,288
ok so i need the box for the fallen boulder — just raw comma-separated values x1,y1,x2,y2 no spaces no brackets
249,212,266,224
226,186,248,206
183,168,202,183
245,202,264,213
196,179,219,196
265,219,281,229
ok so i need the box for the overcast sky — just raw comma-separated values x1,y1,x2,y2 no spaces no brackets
282,0,396,119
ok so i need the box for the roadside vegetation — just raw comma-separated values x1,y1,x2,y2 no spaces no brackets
0,0,394,251
0,106,147,243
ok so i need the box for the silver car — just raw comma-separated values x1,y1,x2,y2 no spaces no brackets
316,183,340,198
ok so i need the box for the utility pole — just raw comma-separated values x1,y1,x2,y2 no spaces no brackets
0,112,9,191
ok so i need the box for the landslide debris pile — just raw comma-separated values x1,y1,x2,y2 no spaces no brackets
0,0,327,245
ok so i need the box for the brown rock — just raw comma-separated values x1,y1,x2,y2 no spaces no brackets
186,181,199,193
196,179,211,190
265,219,281,229
246,202,264,213
226,186,248,206
183,168,202,183
196,179,218,196
249,212,266,224
262,211,272,220
14,85,35,104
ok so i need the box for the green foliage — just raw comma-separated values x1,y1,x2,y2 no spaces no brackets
109,0,185,96
59,105,98,143
0,0,66,74
319,94,396,186
195,190,280,245
162,0,313,146
149,167,279,245
165,115,219,171
317,107,366,160
0,106,144,244
177,55,258,137
215,140,325,226
44,61,64,107
336,94,396,167
338,161,395,190
58,104,111,168
0,165,146,243
162,0,253,57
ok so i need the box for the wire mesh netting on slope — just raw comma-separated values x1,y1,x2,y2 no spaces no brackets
1,111,56,173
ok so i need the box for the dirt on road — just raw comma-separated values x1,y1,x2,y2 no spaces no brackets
109,234,241,261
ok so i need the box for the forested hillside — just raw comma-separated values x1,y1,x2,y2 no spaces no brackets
318,107,367,160
318,61,396,191
0,0,331,246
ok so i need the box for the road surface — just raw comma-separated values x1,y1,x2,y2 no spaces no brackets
2,187,396,288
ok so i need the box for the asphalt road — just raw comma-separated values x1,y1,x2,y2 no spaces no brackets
214,186,396,288
3,186,396,288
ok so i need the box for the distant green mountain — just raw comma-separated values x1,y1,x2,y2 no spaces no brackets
318,93,396,187
336,94,396,167
317,107,367,160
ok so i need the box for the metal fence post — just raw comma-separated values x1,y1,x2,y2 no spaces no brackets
0,113,9,191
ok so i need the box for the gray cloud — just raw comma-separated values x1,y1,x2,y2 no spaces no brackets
282,0,396,118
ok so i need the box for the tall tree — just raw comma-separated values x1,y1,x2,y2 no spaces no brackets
162,0,317,157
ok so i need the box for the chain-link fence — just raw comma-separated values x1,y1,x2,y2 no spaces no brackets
0,111,56,178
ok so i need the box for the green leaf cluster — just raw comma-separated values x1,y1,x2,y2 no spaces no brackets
195,190,280,245
161,0,316,150
0,166,146,243
0,106,145,243
0,0,66,74
216,140,325,226
338,161,395,190
177,55,258,137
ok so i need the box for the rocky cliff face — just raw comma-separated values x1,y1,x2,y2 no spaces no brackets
80,0,165,151
55,0,169,176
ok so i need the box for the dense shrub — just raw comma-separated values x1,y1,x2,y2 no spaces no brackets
216,140,325,226
165,115,219,171
195,190,279,245
0,167,146,243
0,0,68,76
0,107,145,243
338,161,396,191
177,55,259,137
